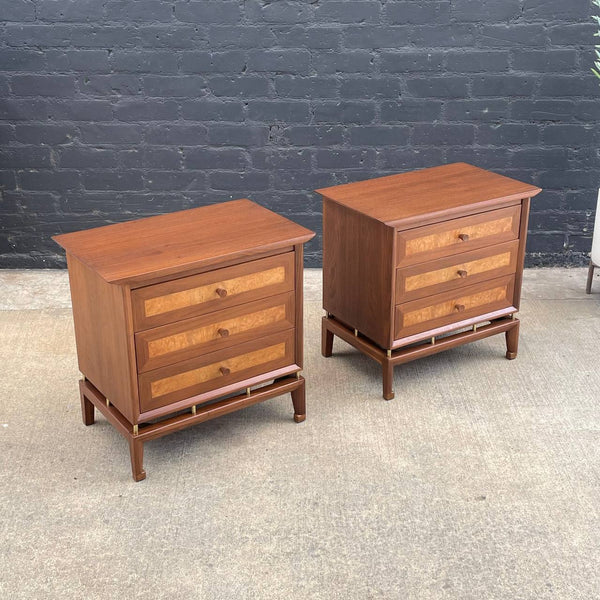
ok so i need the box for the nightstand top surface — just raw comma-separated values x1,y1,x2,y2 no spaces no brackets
53,199,315,284
316,163,541,226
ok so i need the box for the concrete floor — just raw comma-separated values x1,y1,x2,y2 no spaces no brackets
1,268,599,599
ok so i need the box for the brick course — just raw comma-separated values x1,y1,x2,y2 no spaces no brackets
0,0,598,267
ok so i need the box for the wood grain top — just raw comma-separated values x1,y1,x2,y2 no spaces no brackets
316,163,541,227
53,199,315,285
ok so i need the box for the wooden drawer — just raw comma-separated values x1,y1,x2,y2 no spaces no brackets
395,240,519,302
139,329,296,412
394,275,516,340
132,252,294,330
396,205,521,267
135,292,295,372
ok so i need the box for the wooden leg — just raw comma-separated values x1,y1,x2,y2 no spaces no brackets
322,319,334,357
383,359,395,401
79,382,95,426
586,261,595,294
128,436,146,482
291,377,306,423
505,320,520,360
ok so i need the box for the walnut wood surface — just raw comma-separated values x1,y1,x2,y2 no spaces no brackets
322,197,395,348
58,199,314,480
505,319,520,360
323,315,520,400
396,204,521,267
138,377,306,443
291,377,306,422
80,384,95,426
53,198,315,285
317,162,541,227
396,240,519,302
318,164,537,399
128,437,145,482
138,329,296,412
294,244,305,368
150,341,286,398
395,275,515,339
587,261,596,294
80,375,305,481
135,292,295,372
512,198,530,310
139,364,300,422
144,265,283,317
131,252,295,331
67,254,137,423
391,307,516,349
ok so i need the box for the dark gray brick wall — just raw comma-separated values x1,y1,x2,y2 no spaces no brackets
1,0,599,268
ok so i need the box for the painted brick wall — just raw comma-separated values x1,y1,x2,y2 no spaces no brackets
1,0,599,267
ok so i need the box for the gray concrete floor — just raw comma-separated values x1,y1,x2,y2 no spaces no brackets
1,268,599,599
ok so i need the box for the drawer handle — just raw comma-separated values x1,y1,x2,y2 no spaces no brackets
458,233,470,242
215,287,228,298
454,304,466,312
219,366,230,376
217,328,230,338
457,269,468,278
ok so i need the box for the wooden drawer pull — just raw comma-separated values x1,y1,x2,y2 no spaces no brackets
458,233,469,242
457,269,468,278
217,328,230,338
215,287,228,298
219,366,230,376
454,304,466,312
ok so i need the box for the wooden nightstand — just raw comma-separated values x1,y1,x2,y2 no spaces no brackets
53,199,315,481
317,163,541,400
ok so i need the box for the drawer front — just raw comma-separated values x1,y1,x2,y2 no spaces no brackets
394,275,515,340
135,292,295,372
396,205,521,267
395,240,519,302
132,252,294,330
139,329,296,412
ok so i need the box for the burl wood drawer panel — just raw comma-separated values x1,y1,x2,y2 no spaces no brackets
132,252,295,331
396,205,521,267
135,292,295,372
139,329,296,412
394,275,516,339
395,240,519,302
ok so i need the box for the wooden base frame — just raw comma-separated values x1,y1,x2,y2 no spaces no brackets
587,260,596,294
322,315,519,401
79,375,305,482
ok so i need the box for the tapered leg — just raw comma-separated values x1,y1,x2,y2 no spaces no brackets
322,319,334,357
128,437,146,482
383,359,394,401
505,320,520,360
79,383,95,426
586,261,595,294
291,377,306,423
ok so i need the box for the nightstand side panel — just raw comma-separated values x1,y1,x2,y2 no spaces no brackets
67,254,137,423
294,244,305,369
513,198,531,310
322,198,395,349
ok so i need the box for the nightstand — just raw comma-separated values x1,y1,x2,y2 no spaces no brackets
317,163,541,400
53,199,315,481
